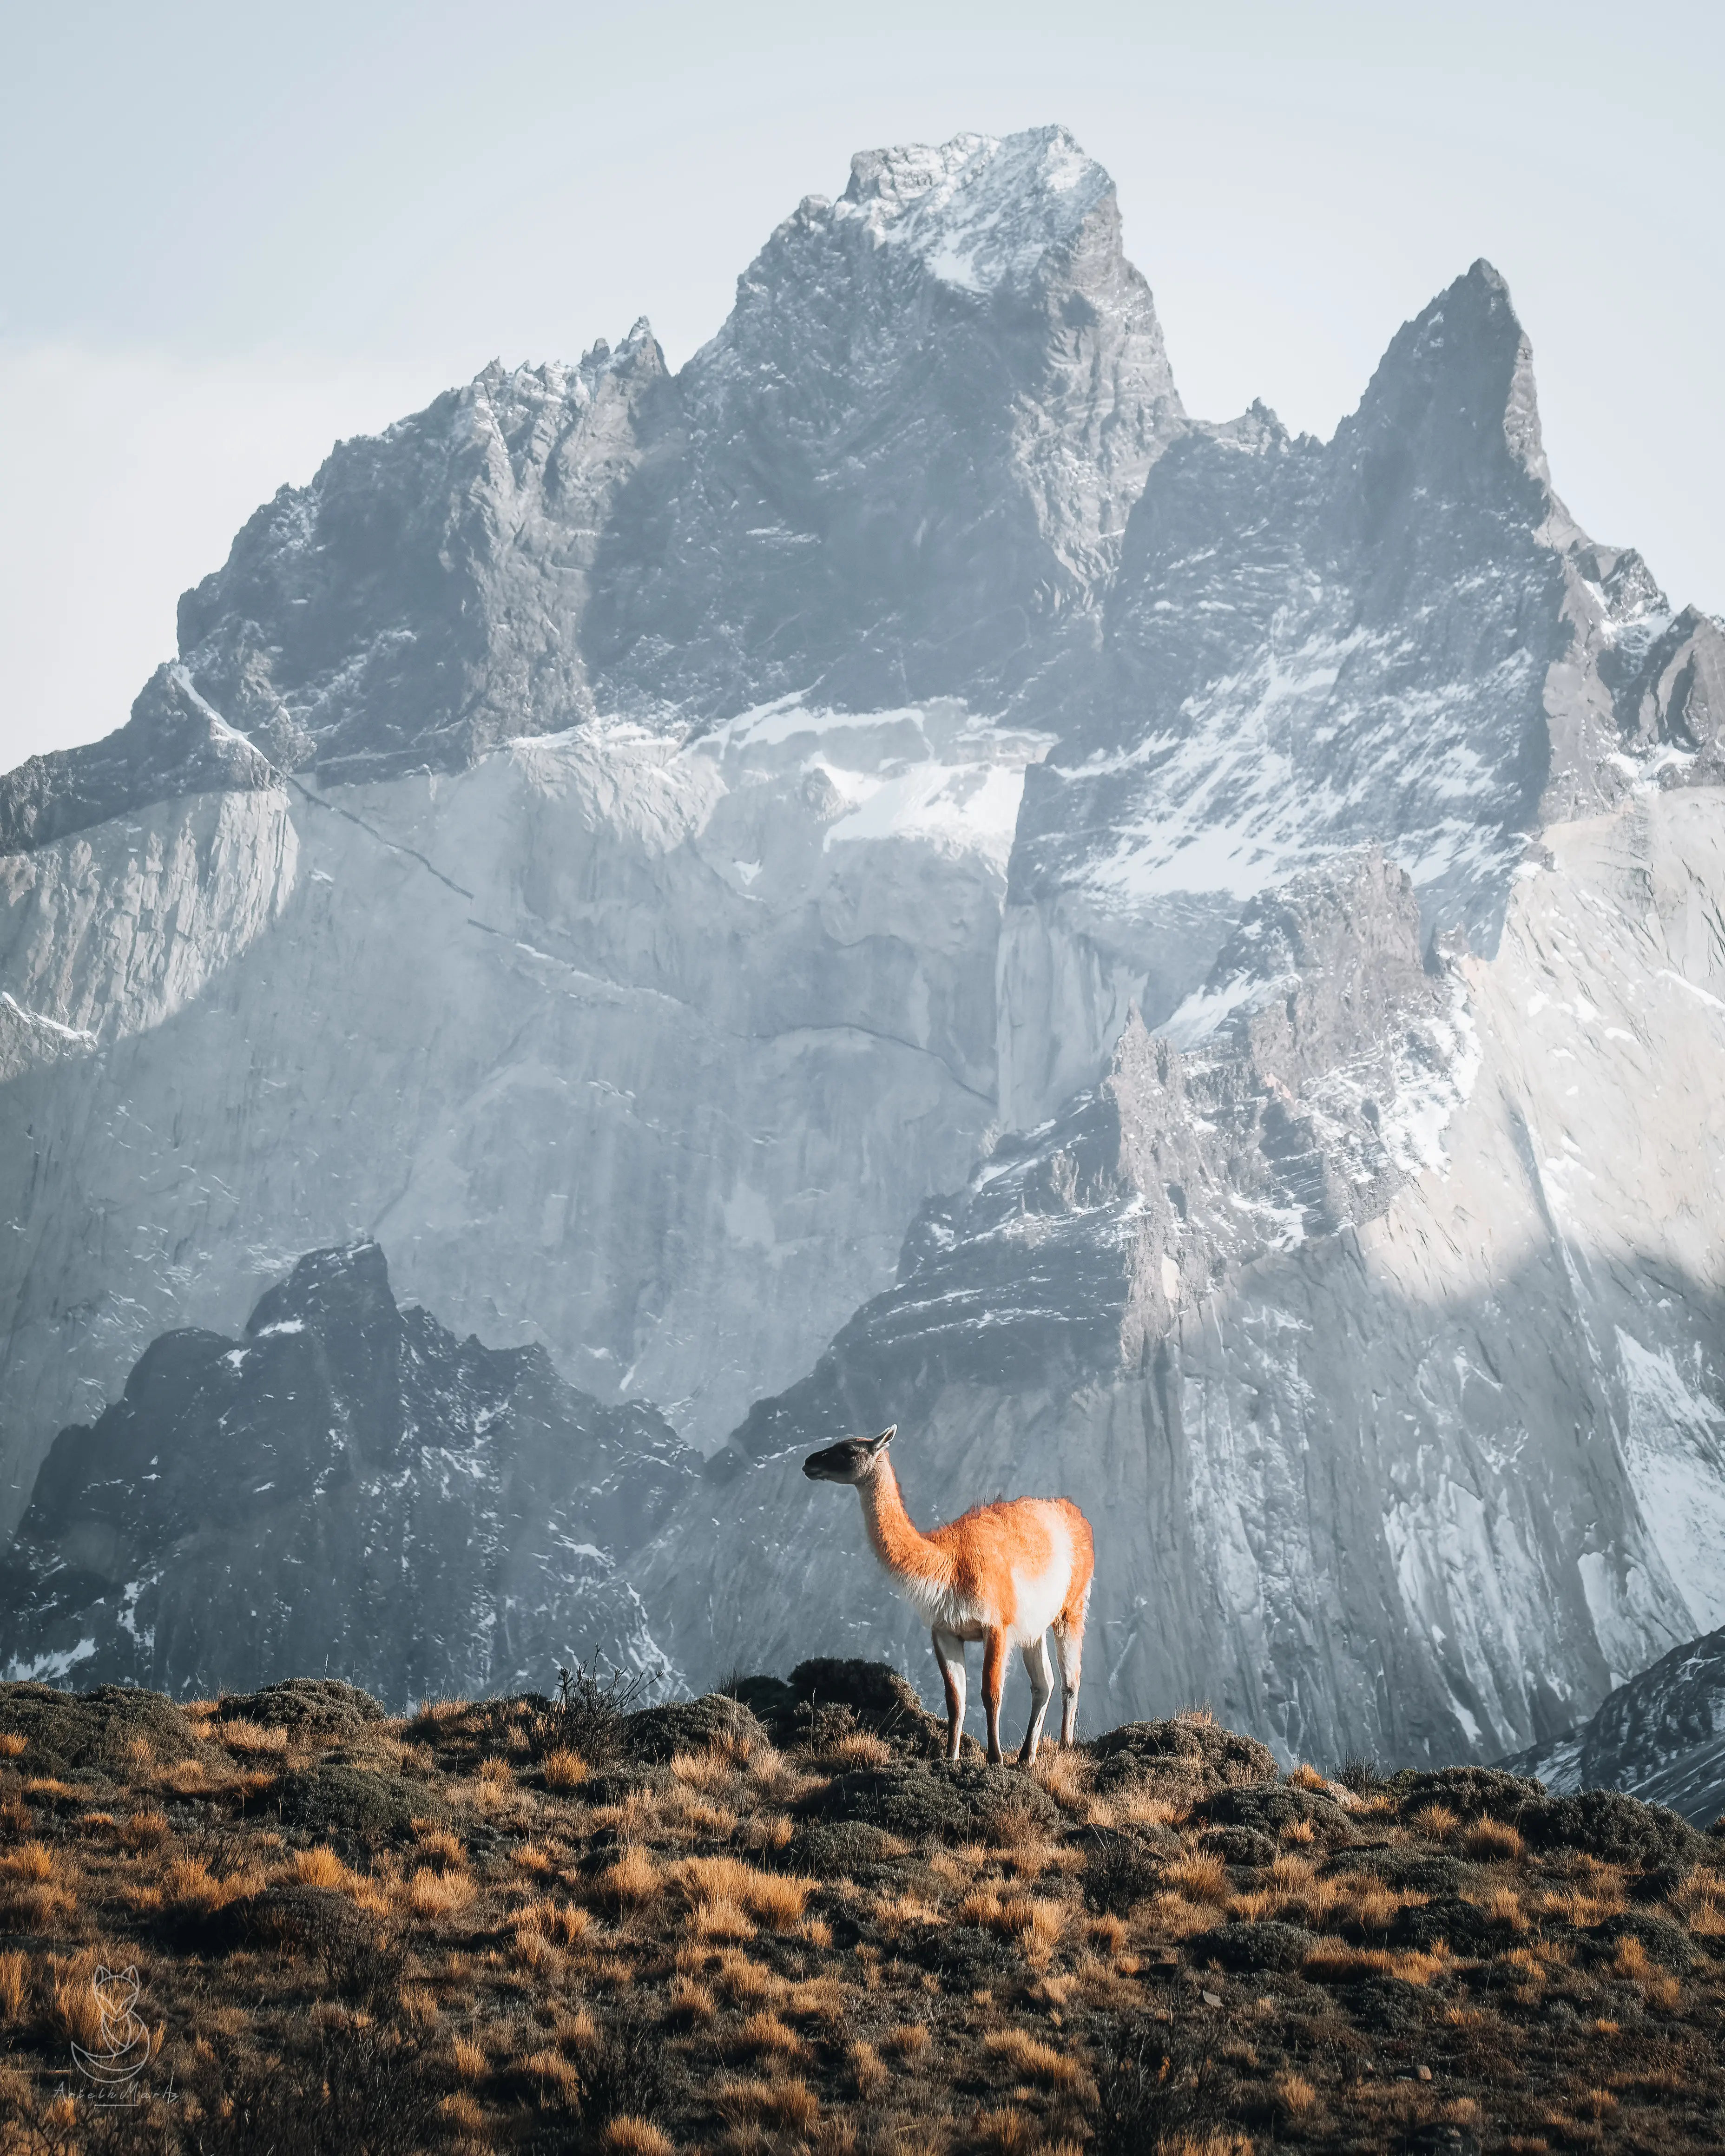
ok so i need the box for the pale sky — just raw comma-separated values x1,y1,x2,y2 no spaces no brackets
2,0,1720,769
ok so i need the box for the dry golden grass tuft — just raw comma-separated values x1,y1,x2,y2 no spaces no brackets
873,1892,942,1943
162,1856,254,1915
217,1716,290,1755
968,2105,1037,2154
711,1948,784,2005
1301,1939,1455,1988
825,1730,894,1768
513,1840,554,1876
1675,1866,1725,1936
745,1810,796,1856
439,2090,485,2131
1334,1879,1401,1934
1158,2136,1253,2156
293,1844,364,1894
599,2121,675,2156
524,2044,582,2097
120,1808,170,1852
691,1895,754,1942
666,1972,716,2025
1463,1816,1525,1862
659,1784,737,1841
593,1846,662,1914
0,1839,58,1883
1121,1792,1186,1830
669,1744,734,1793
677,1854,812,1931
414,1823,468,1872
541,1745,588,1792
981,2026,1090,2091
398,1983,440,2025
1029,1743,1094,1814
957,1884,1066,1961
882,2021,930,2060
768,1977,832,2026
1146,1891,1219,1940
0,1733,26,1760
1164,1848,1230,1906
449,2032,487,2083
0,1950,28,2022
716,2074,820,2134
1286,1763,1329,1793
983,1799,1054,1854
404,1865,475,1919
48,1951,109,2051
1411,1801,1460,1840
411,1697,471,1735
1612,1934,1683,2009
1535,1877,1625,1928
1275,2069,1320,2115
733,2009,809,2060
849,2040,889,2099
514,1896,588,1946
1481,1884,1527,1932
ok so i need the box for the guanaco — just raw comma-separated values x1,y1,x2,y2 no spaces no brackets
802,1425,1094,1765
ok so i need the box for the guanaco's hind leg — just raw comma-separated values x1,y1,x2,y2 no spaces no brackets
931,1626,967,1762
1017,1633,1054,1766
981,1628,1007,1764
1053,1605,1085,1746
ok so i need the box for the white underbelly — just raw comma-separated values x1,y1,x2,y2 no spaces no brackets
1007,1513,1073,1643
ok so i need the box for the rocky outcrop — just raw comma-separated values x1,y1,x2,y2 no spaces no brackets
1500,1624,1725,1828
0,664,277,854
0,1242,691,1704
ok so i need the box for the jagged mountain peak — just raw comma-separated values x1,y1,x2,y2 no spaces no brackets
832,125,1115,296
1,1243,693,1701
1337,256,1556,514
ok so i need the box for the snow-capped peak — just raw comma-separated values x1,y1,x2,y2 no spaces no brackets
838,125,1112,293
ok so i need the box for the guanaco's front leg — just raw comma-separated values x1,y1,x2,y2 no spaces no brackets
981,1627,1007,1764
931,1626,966,1762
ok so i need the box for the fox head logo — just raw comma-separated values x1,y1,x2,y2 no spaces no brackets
72,1964,149,2093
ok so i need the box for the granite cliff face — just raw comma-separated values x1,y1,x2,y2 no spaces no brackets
3,125,1725,1771
0,1242,689,1703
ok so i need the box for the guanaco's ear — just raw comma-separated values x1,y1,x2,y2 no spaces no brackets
870,1425,896,1450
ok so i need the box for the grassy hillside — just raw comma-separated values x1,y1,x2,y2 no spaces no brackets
1,1663,1723,2154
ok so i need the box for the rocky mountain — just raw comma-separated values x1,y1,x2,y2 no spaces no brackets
3,125,1725,1771
0,1242,690,1704
1500,1623,1725,1827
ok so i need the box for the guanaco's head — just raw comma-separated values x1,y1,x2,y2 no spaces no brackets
802,1426,896,1486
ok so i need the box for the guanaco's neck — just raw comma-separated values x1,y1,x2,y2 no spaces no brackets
856,1455,951,1588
